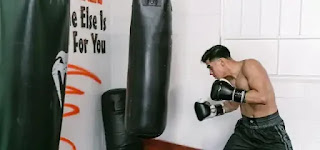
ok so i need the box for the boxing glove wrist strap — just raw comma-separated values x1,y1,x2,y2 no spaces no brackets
212,103,225,116
232,89,246,103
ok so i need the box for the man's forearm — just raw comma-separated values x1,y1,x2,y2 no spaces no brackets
223,101,240,113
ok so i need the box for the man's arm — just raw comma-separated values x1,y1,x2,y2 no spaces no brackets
242,59,270,105
223,101,240,113
210,59,271,104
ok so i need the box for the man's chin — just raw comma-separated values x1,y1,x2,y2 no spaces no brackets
214,76,225,80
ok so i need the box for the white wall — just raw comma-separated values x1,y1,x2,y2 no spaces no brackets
108,0,320,149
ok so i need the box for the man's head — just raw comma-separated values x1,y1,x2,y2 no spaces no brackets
201,45,231,79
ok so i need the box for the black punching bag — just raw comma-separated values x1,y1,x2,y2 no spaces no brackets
0,1,69,150
125,0,172,138
102,89,143,150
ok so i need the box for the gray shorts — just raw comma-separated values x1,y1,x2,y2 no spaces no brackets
224,111,293,150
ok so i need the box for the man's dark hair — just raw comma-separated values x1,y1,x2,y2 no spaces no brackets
201,45,231,63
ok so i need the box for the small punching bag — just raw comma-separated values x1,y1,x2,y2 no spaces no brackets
101,89,143,150
0,1,69,150
125,0,172,138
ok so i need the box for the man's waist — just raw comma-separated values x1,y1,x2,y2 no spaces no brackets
240,111,283,129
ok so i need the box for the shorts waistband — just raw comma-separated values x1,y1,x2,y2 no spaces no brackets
240,111,283,129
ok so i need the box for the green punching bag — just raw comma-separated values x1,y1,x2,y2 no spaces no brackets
0,1,70,150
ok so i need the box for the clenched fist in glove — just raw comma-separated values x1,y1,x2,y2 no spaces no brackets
211,79,246,103
194,99,225,121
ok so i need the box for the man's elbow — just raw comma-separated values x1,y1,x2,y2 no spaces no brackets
259,95,267,105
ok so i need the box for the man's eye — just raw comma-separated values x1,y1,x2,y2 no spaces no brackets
207,65,210,69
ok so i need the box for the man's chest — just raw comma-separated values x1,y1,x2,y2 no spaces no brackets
228,76,250,91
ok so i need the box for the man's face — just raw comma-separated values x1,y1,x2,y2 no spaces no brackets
205,59,225,79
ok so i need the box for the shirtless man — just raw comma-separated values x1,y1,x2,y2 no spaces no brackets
194,45,293,150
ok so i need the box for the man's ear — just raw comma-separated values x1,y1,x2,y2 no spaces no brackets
220,58,226,66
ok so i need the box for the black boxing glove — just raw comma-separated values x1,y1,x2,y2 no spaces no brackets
194,99,225,121
211,79,246,103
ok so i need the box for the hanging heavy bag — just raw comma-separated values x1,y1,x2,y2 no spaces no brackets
125,0,172,138
0,0,69,150
101,89,143,150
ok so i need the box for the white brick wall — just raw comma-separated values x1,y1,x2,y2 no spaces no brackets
280,0,301,36
241,0,261,36
223,0,242,36
301,0,320,35
279,39,320,76
223,40,279,74
261,0,280,36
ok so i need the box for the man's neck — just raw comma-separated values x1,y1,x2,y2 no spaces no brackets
227,60,243,79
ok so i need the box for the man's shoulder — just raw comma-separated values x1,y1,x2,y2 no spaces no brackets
243,58,261,65
242,59,262,69
242,59,265,75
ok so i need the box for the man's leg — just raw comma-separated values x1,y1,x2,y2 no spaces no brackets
224,121,255,150
259,122,293,150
